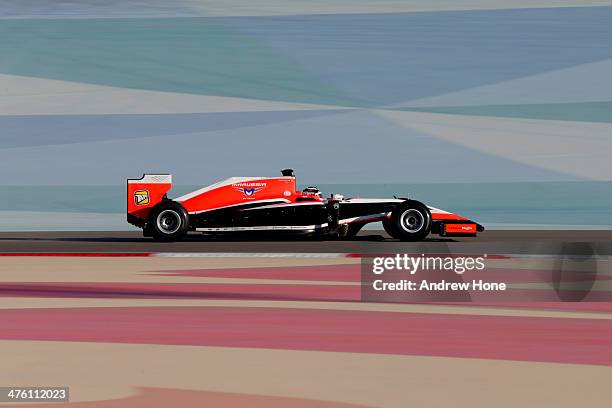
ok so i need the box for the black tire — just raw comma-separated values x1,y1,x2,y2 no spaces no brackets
382,218,399,238
148,201,189,241
388,200,432,241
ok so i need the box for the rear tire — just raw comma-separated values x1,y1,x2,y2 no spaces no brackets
388,200,431,241
148,201,189,242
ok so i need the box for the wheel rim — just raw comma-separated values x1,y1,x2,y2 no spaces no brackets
399,209,425,233
156,210,181,234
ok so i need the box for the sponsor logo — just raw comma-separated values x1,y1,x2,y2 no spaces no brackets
232,182,266,197
445,224,476,234
134,190,150,206
283,190,292,197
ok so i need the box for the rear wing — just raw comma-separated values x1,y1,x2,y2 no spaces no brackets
127,174,172,226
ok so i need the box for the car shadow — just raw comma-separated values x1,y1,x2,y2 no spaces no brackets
0,234,457,243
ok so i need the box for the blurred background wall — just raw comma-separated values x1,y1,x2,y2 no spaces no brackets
1,1,611,230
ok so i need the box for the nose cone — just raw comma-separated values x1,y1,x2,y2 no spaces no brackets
428,206,483,236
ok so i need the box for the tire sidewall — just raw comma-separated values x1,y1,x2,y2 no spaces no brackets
391,200,431,241
149,201,189,241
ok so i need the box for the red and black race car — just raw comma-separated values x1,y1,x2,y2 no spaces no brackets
127,169,484,241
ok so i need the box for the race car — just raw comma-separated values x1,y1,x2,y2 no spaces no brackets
127,169,484,241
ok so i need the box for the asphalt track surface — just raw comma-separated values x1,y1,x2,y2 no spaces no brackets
0,230,611,255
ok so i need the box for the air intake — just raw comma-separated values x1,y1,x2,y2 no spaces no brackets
281,168,295,177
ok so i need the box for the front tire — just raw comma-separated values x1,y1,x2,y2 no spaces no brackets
388,200,431,241
148,201,189,241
